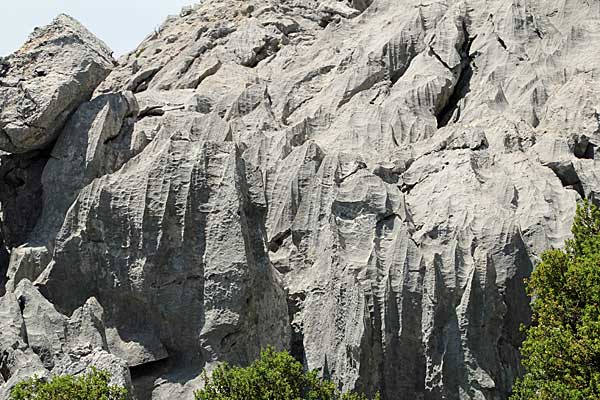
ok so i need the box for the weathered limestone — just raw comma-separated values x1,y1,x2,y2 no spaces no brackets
0,14,114,153
1,1,600,399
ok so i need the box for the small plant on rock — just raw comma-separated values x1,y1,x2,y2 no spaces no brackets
10,368,128,400
194,347,379,400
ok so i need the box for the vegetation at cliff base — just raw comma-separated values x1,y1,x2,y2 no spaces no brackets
511,200,600,399
194,347,379,400
10,368,127,400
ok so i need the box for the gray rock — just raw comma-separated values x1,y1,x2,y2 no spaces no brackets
317,1,361,19
0,290,48,398
0,348,48,399
0,14,114,153
4,246,50,294
0,284,133,397
33,135,290,395
33,91,139,243
13,279,68,369
66,297,109,352
2,0,600,399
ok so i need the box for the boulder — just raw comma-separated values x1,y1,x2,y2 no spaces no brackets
0,14,114,153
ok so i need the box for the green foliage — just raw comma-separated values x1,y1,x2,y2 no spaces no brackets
194,347,379,400
10,368,128,400
511,200,600,400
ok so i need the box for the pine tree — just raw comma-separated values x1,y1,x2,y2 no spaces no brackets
511,200,600,399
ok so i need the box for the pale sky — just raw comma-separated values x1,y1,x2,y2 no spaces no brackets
1,1,198,57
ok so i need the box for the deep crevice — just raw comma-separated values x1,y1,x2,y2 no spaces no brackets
351,0,374,12
286,291,307,365
0,148,51,248
245,39,281,68
137,106,166,120
574,136,596,160
130,357,172,400
16,294,30,347
318,16,333,29
544,162,585,198
400,182,416,194
129,356,171,380
531,110,540,128
497,36,508,51
0,340,14,382
128,67,162,93
376,212,399,228
436,23,476,129
0,246,7,297
268,229,292,253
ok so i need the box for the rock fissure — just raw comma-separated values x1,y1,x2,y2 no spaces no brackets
543,162,585,198
428,46,453,71
337,161,368,184
193,60,222,89
436,28,477,128
268,229,292,253
497,35,508,51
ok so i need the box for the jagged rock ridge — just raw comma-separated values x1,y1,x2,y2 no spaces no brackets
0,1,599,399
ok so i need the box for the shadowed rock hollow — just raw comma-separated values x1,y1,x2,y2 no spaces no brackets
1,1,599,399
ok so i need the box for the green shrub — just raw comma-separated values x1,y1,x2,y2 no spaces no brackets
511,200,600,399
10,368,128,400
194,347,379,400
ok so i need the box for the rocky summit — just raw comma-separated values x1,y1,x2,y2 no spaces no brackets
0,1,598,399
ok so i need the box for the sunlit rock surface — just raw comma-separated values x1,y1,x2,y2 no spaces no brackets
1,1,599,399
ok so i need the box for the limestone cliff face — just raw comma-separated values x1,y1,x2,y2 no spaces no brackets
0,1,599,399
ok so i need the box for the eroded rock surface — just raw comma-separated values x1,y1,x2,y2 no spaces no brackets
0,14,114,153
1,1,599,399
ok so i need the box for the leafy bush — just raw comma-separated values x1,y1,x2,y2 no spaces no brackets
511,200,600,399
10,368,128,400
194,347,379,400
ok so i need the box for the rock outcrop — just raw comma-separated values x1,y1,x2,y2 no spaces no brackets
1,0,599,399
0,14,114,153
